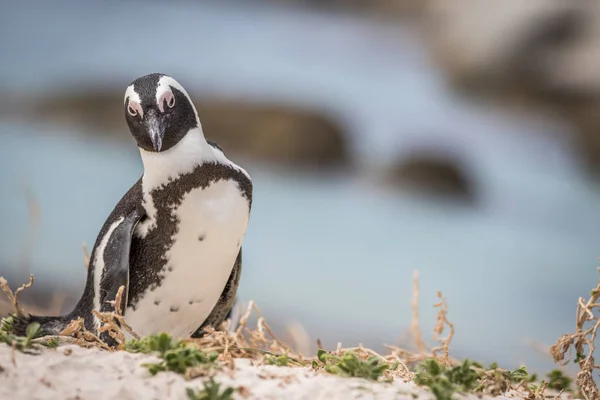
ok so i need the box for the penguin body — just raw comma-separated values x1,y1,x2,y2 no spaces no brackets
9,74,252,341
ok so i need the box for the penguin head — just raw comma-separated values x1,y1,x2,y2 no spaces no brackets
123,73,200,152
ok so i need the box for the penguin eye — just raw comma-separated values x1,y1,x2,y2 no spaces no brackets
167,93,175,108
127,101,143,118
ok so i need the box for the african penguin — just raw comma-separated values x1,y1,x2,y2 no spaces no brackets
9,73,253,342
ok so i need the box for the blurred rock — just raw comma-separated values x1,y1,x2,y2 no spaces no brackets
388,154,477,204
198,100,349,169
422,0,600,175
4,91,350,169
260,0,423,18
422,0,593,96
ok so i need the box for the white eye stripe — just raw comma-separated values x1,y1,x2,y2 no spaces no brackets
124,85,144,118
124,84,141,105
155,76,199,121
157,90,175,113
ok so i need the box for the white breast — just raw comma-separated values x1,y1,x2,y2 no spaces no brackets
124,178,250,338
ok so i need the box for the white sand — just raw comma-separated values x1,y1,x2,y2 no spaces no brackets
0,343,528,399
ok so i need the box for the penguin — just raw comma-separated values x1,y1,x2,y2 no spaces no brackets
8,73,253,343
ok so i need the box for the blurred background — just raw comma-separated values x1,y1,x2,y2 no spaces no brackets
1,0,600,375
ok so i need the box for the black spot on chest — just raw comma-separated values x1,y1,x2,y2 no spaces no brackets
126,162,252,309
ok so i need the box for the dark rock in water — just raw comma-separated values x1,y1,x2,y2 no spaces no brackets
257,0,422,18
5,91,350,169
7,92,130,141
198,101,349,169
389,154,477,204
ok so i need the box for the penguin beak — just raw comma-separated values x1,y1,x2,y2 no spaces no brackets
144,109,164,152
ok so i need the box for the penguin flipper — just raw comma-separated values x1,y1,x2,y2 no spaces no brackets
191,247,243,338
98,207,145,315
1,207,145,338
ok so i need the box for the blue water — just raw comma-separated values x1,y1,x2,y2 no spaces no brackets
1,0,600,374
0,0,580,169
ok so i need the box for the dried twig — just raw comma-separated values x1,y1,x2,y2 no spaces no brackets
550,267,600,399
93,285,140,346
30,287,139,352
411,270,428,355
387,274,459,368
82,243,90,269
0,275,34,319
58,317,112,351
431,291,455,366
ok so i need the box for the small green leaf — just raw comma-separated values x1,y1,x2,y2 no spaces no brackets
317,349,328,362
186,378,237,400
25,322,41,341
510,366,529,382
574,352,586,363
45,337,59,349
546,369,573,392
0,316,16,334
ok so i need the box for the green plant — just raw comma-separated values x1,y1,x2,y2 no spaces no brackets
0,316,15,334
0,321,44,354
413,359,538,400
414,359,477,400
265,352,292,366
124,332,182,356
546,369,573,393
125,333,220,378
314,349,397,381
144,346,219,376
186,378,237,400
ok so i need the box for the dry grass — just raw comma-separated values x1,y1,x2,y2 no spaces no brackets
0,275,34,320
0,238,594,399
0,266,580,400
550,267,600,399
178,267,463,384
0,267,453,383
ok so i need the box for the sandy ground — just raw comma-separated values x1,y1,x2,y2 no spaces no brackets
0,343,533,400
